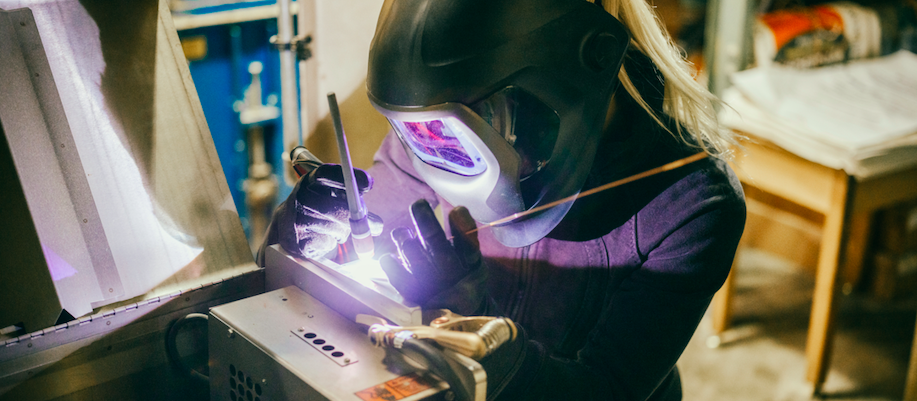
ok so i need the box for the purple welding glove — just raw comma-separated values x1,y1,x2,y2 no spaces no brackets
379,199,487,314
258,164,383,264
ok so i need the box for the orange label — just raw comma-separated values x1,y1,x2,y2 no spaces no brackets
760,5,844,49
355,373,433,401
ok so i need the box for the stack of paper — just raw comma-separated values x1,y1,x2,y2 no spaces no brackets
720,50,917,178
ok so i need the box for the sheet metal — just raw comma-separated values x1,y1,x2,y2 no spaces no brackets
0,0,257,331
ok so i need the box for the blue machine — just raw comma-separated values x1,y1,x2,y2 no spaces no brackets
176,7,295,251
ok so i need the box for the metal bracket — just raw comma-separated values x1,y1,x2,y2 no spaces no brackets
270,34,313,61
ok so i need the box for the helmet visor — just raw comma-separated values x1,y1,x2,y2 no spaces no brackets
386,87,559,182
470,87,559,182
389,117,488,176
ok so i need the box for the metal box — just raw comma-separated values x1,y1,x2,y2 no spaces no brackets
209,286,463,401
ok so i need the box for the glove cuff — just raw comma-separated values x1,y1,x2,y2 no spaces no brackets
480,324,545,401
421,264,487,315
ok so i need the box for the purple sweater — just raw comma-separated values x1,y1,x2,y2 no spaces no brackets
361,53,746,400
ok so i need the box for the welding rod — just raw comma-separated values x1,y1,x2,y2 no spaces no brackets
459,151,709,237
327,92,374,259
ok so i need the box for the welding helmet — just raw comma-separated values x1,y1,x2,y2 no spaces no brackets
368,0,630,247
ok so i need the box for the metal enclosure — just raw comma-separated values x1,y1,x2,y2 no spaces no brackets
209,245,488,400
0,0,257,333
210,286,485,401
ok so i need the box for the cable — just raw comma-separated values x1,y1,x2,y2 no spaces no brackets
165,313,210,383
400,335,473,401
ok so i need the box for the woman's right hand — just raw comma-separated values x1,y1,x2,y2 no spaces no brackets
258,164,383,264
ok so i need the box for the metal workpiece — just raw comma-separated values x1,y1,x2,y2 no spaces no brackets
264,244,423,327
210,286,464,400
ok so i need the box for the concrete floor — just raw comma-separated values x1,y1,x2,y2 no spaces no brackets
678,249,916,401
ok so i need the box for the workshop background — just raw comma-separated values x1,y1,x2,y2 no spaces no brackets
1,0,916,400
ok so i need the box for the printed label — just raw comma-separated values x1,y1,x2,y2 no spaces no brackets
355,373,433,401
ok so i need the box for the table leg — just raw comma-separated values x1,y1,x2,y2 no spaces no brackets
805,171,851,394
707,264,737,348
905,311,917,401
712,265,736,334
841,212,872,295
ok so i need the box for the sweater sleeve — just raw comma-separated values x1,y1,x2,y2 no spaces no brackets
364,130,441,239
499,163,746,400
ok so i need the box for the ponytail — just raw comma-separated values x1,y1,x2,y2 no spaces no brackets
595,0,735,158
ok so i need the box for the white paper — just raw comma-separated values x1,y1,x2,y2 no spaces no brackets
731,51,917,149
723,51,917,178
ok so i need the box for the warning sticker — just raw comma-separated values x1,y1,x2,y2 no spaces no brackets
355,373,433,401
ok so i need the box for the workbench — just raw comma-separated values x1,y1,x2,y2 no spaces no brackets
709,134,917,396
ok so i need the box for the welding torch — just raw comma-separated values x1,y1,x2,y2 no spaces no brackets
286,94,375,260
327,92,375,260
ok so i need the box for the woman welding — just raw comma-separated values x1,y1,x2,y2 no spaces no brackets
260,0,746,399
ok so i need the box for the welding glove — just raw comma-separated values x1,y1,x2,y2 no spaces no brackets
257,164,383,265
379,199,487,315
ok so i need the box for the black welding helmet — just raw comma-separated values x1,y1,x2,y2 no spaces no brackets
368,0,630,247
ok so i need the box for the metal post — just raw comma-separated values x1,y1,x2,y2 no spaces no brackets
703,0,756,99
297,0,317,147
277,0,300,167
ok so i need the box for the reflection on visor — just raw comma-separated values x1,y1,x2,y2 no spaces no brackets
389,117,487,176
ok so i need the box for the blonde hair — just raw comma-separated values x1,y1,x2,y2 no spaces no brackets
594,0,734,158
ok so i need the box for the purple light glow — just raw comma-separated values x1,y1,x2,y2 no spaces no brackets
400,120,475,168
41,245,78,281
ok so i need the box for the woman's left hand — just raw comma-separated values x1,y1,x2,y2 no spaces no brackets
379,200,487,315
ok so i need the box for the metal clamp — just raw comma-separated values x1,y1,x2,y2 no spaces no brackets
359,311,516,360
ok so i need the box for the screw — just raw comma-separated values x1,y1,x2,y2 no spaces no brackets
108,288,113,293
297,327,305,332
185,297,190,302
343,358,351,364
106,321,111,326
27,343,32,348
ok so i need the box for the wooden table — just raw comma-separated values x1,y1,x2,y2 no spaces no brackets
709,135,917,395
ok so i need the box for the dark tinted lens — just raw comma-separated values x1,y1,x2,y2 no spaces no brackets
471,87,559,180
